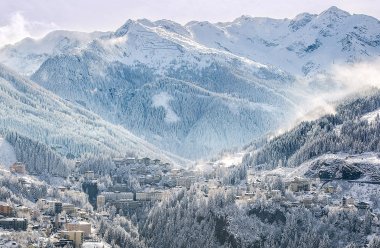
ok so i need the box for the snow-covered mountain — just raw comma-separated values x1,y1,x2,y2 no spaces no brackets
186,6,380,76
0,64,183,164
0,6,378,160
0,30,109,76
2,6,379,77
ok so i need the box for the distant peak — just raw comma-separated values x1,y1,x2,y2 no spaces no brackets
235,15,254,22
115,19,149,37
320,6,350,18
115,19,135,36
136,18,155,27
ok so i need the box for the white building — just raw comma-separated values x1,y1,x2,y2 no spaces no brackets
101,192,134,202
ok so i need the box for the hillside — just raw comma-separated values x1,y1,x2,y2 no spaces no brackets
0,64,184,166
245,90,380,179
1,7,378,160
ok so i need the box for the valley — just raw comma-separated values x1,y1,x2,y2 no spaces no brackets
0,4,379,248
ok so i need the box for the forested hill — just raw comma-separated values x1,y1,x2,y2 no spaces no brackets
246,89,380,169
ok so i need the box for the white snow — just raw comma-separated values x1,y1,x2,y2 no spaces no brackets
252,152,380,181
0,6,378,160
0,64,185,165
82,241,111,248
361,108,380,123
0,136,16,168
152,92,180,123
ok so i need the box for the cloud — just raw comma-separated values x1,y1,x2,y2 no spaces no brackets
330,59,380,90
277,59,380,136
0,12,29,47
0,12,57,48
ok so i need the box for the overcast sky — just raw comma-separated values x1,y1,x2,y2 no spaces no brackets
1,0,380,46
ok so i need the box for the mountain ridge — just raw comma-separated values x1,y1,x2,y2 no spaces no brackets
0,6,379,160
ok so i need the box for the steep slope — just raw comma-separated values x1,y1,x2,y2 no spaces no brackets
245,90,380,175
27,20,299,159
0,64,183,164
1,7,377,159
0,30,109,76
187,6,380,76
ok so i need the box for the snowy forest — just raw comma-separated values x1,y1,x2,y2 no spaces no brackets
0,3,380,248
248,90,380,169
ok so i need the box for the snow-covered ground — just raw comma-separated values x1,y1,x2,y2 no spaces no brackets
82,241,111,248
0,136,16,168
152,92,180,123
250,152,380,181
361,108,380,123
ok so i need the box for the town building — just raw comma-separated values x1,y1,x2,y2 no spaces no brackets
61,231,84,248
62,203,76,215
53,239,74,248
101,192,134,202
113,199,143,213
135,191,163,201
16,205,29,216
108,184,129,192
97,195,106,209
66,221,91,237
0,218,27,231
287,177,310,192
48,201,63,214
0,202,13,217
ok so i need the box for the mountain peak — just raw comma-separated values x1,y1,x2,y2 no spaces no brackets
319,6,350,18
114,19,143,37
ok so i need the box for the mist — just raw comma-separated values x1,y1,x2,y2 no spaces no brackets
275,59,380,137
